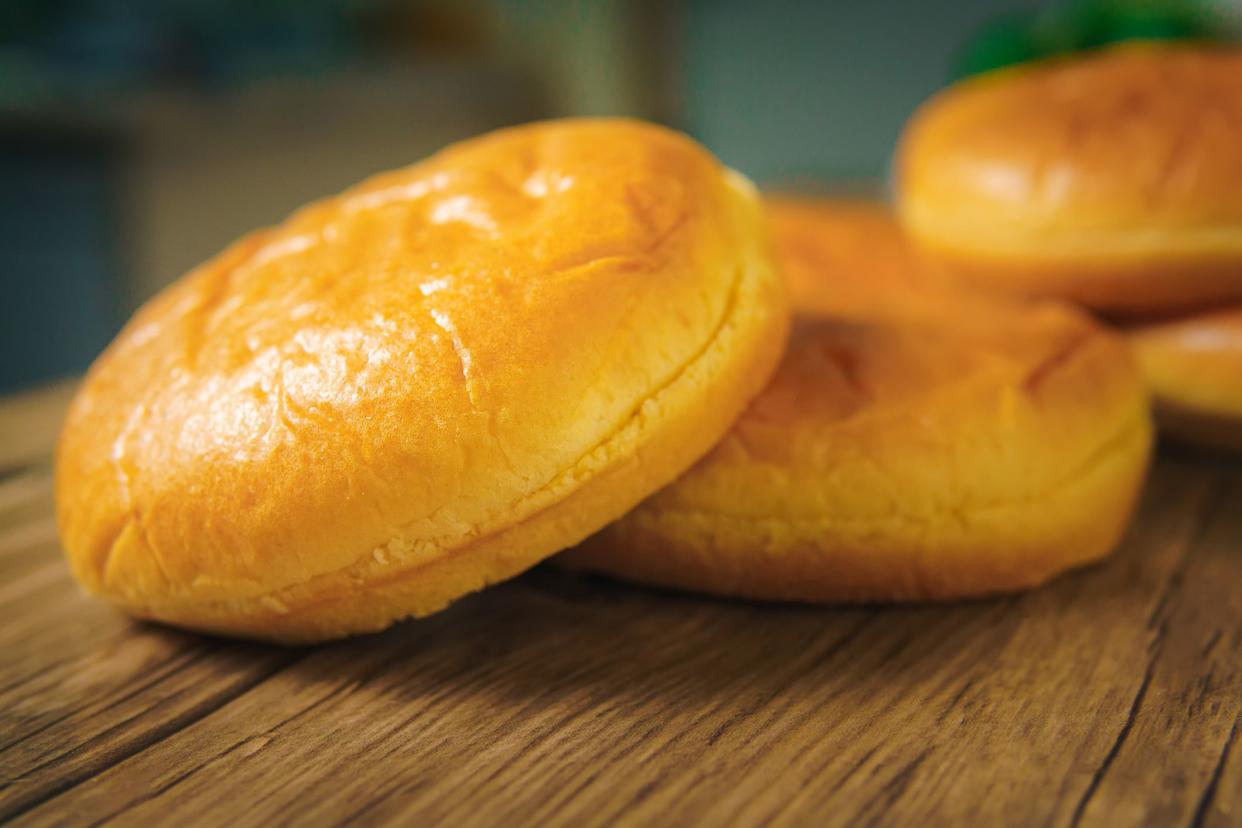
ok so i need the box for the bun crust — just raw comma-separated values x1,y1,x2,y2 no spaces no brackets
1130,307,1242,451
55,119,789,642
896,44,1242,314
561,199,1152,602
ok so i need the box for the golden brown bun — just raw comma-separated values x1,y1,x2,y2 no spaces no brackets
896,43,1242,315
1130,306,1242,452
55,119,789,642
561,198,1152,602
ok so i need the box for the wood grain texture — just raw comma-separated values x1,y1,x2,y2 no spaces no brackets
0,385,1239,827
0,381,75,474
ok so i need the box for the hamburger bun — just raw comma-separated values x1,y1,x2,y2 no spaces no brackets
1130,306,1242,452
560,199,1152,602
896,44,1242,315
55,119,789,642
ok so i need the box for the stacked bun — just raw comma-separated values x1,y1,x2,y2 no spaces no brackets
896,42,1242,452
56,120,789,642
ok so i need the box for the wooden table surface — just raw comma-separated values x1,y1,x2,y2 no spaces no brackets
1,381,1239,827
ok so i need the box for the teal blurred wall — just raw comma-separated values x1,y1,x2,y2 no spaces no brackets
682,0,1042,185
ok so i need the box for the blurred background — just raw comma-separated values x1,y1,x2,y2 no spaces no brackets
2,0,1240,394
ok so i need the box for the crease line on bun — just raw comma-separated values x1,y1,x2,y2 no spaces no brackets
627,404,1147,531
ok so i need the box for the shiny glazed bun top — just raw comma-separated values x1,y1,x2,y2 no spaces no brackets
900,44,1242,243
896,44,1242,313
56,118,788,641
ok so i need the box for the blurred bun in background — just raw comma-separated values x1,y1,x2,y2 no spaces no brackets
896,43,1242,316
1130,307,1242,452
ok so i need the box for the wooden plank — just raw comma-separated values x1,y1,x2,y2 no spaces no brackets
0,456,1235,827
0,635,301,823
0,380,76,474
0,468,54,529
0,394,1237,828
1073,472,1242,828
0,477,307,825
1201,722,1242,828
0,496,116,696
0,469,56,576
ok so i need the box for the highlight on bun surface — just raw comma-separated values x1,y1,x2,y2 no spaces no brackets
560,198,1153,602
895,43,1242,315
55,119,790,642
